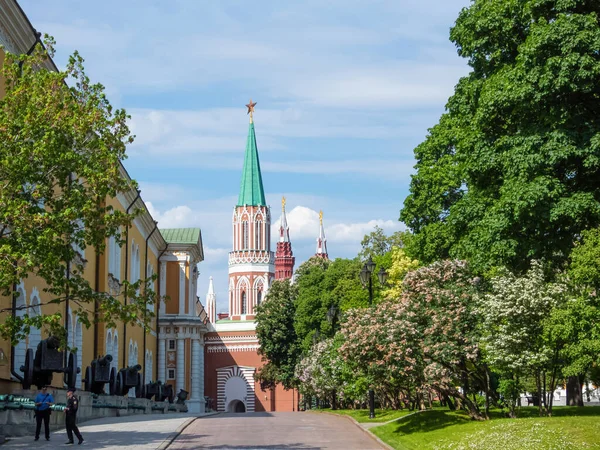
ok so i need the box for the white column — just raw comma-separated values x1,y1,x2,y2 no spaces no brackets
188,267,195,317
191,339,200,400
158,337,166,382
179,262,186,314
160,262,167,314
176,337,185,395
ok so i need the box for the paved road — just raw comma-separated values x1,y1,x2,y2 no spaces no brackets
169,412,384,450
1,414,194,449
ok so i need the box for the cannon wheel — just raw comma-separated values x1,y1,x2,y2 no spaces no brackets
83,366,93,392
65,352,78,389
117,370,126,396
109,367,117,395
135,373,144,398
21,348,34,390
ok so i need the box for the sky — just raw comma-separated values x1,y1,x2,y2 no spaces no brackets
20,0,472,313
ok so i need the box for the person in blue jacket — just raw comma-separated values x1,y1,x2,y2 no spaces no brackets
34,385,54,441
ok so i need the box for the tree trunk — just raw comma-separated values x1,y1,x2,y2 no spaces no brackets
484,367,490,420
536,371,543,417
566,376,584,407
445,394,455,411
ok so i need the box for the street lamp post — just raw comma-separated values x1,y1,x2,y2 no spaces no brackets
359,255,388,419
326,304,340,410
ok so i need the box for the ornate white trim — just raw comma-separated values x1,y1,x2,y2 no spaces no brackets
208,344,260,353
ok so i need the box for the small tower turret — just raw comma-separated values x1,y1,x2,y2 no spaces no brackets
315,210,329,260
275,196,295,280
206,276,217,323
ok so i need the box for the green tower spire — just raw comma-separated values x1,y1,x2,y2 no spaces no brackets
237,100,266,206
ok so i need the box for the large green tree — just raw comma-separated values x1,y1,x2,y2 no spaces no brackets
254,279,299,389
0,39,155,344
401,0,600,274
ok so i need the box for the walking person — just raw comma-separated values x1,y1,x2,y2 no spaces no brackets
65,388,84,445
34,385,54,441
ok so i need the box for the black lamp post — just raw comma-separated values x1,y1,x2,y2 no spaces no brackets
360,255,388,419
326,304,340,410
326,305,339,335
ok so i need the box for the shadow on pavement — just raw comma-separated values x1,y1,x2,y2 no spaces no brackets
203,412,274,419
2,427,181,448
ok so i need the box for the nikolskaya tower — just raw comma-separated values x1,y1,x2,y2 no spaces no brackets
227,99,274,320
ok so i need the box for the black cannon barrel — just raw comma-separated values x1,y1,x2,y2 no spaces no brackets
95,354,113,366
126,364,142,373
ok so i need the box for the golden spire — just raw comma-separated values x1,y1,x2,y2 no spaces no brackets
282,196,286,212
319,210,323,225
246,98,257,123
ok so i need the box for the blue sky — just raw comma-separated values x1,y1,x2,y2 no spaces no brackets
21,0,471,312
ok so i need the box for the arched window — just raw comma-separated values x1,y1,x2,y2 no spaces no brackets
255,220,263,250
112,332,119,372
257,290,262,306
241,291,247,315
242,221,249,249
29,291,42,352
14,284,27,379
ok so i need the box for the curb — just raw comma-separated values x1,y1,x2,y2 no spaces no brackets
309,411,393,450
158,412,220,450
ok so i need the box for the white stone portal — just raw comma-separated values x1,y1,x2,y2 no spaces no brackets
224,376,248,412
216,365,255,412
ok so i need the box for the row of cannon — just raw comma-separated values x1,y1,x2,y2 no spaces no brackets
20,337,175,403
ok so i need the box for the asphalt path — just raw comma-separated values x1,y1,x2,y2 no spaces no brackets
168,411,384,450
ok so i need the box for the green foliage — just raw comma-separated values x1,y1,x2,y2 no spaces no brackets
294,257,371,352
400,0,600,274
497,378,522,418
569,227,600,290
0,38,157,345
254,279,299,389
544,291,600,377
359,225,407,260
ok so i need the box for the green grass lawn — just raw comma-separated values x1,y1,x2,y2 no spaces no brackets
316,407,413,423
370,406,600,450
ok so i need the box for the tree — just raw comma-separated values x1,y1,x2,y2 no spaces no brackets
479,261,567,416
294,257,373,352
0,39,155,344
382,247,420,300
255,279,299,389
358,226,406,260
401,0,600,275
341,260,486,418
570,227,600,291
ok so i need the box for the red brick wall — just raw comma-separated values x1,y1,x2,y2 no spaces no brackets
204,331,295,412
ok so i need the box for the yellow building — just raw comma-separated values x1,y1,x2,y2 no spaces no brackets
0,0,208,412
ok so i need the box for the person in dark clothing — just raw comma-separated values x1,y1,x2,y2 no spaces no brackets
34,386,54,441
65,388,84,445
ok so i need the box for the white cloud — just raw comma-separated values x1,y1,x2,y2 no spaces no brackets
146,203,198,229
272,205,403,245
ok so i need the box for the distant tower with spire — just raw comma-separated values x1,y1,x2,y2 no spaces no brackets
227,99,274,319
275,196,295,280
315,210,329,259
206,276,216,323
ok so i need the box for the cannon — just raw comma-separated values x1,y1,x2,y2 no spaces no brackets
176,389,188,405
20,336,80,390
143,380,174,402
83,354,115,395
143,380,162,401
155,382,174,403
114,364,143,397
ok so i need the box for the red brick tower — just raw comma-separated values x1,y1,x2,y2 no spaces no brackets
274,196,295,280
